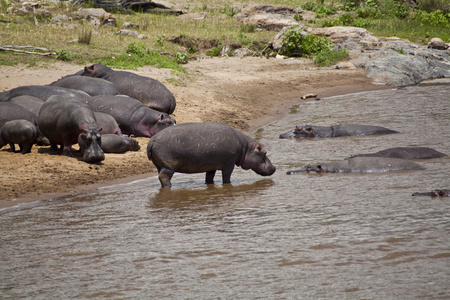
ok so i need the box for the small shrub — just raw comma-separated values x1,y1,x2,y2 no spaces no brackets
302,1,317,11
125,42,146,56
314,49,349,67
280,28,333,57
55,49,73,61
240,24,256,33
78,26,92,45
206,45,223,57
175,52,187,64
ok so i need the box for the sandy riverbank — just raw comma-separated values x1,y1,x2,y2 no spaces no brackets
0,56,389,208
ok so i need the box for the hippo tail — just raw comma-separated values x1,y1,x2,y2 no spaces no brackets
147,138,155,161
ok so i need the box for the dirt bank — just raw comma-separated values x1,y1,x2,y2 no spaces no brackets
0,56,388,207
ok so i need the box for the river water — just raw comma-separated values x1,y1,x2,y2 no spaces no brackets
1,84,449,299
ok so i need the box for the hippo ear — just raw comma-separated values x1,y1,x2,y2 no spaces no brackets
98,127,103,133
306,127,313,132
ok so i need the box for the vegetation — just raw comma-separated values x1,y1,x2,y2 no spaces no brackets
0,0,448,71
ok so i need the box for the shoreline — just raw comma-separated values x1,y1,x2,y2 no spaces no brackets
0,58,390,208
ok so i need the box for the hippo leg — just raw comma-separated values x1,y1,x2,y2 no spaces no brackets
221,164,235,184
62,145,73,157
21,143,33,154
206,170,216,184
9,143,16,152
158,168,174,188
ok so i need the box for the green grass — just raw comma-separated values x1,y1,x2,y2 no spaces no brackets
0,0,449,71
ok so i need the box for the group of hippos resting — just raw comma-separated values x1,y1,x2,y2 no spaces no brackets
0,63,447,194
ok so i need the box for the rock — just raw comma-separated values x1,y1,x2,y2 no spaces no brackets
116,29,138,36
428,38,448,50
101,18,116,26
121,22,139,29
74,8,112,20
237,4,300,31
335,62,356,69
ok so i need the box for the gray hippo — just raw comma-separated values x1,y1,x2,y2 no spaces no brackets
0,102,37,128
9,95,44,115
147,122,276,187
0,120,37,154
79,134,140,153
80,63,176,114
279,124,398,139
286,157,425,174
348,147,447,160
49,75,120,96
5,85,90,101
78,95,175,137
94,112,122,135
412,189,449,197
38,96,105,163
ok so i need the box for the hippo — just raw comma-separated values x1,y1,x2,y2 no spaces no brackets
77,95,175,137
348,147,447,160
9,95,44,115
412,189,449,197
147,122,276,187
0,120,38,154
0,102,37,128
279,124,399,139
38,96,105,163
80,63,176,114
49,75,120,96
94,112,122,135
0,91,10,102
286,157,425,174
5,85,90,101
79,134,140,153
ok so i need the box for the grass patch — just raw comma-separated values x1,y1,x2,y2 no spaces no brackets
314,49,349,66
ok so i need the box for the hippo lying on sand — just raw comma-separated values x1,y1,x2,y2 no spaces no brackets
38,96,104,163
0,120,38,154
286,157,425,174
0,102,37,128
80,63,176,114
147,122,276,187
412,189,449,197
279,124,398,139
79,134,140,153
77,95,175,137
348,147,447,160
5,85,90,101
49,75,120,96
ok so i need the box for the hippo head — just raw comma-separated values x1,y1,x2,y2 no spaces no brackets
137,112,176,137
239,143,276,176
82,63,111,79
78,127,105,163
306,163,326,173
279,125,315,138
128,138,140,151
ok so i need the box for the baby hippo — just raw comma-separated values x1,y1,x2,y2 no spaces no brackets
0,119,37,154
79,134,140,154
147,122,276,187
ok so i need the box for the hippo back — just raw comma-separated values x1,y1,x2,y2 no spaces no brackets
49,75,120,96
0,102,37,128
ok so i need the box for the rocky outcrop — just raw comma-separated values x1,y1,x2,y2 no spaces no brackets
234,4,300,31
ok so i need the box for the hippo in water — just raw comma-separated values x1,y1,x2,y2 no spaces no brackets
348,147,447,160
77,95,175,137
79,63,176,114
286,157,425,174
38,96,105,163
5,85,90,101
0,120,38,154
49,75,120,96
412,189,449,197
279,124,398,139
147,122,276,187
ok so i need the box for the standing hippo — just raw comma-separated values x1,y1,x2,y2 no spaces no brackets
80,63,176,114
147,122,276,187
9,95,44,115
5,85,90,101
287,157,425,174
79,134,140,153
348,147,447,160
78,95,175,137
49,75,120,96
38,96,104,163
0,120,37,154
0,102,37,128
94,112,122,135
279,124,398,139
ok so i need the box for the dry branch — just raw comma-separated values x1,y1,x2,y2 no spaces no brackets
0,45,55,56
